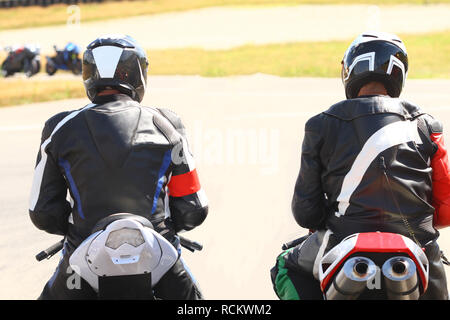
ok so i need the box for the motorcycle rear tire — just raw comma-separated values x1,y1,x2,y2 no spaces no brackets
35,60,41,74
1,62,12,77
46,63,57,76
72,60,82,75
26,59,40,77
1,68,10,77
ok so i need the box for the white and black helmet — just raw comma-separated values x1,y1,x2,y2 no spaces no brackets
341,32,408,99
82,34,149,102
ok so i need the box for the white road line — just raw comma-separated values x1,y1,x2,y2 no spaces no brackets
424,106,450,112
0,111,315,131
151,87,339,97
225,111,317,120
225,106,450,120
1,106,448,130
0,125,42,132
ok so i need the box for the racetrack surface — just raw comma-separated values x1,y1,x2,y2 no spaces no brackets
1,4,450,53
1,74,449,299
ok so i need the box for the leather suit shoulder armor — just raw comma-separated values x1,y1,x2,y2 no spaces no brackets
42,111,71,140
155,107,187,136
323,96,424,121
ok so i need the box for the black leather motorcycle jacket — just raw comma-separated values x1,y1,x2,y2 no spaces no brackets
292,95,441,245
29,94,208,252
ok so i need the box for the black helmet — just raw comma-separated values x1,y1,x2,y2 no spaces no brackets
82,34,149,102
341,32,408,99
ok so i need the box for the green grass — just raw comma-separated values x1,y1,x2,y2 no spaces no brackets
401,32,450,78
1,31,449,107
0,78,84,106
148,31,450,78
1,0,449,30
148,42,347,77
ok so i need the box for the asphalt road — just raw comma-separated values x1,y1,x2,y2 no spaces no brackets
1,4,450,52
1,75,449,299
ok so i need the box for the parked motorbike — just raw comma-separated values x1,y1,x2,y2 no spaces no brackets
1,45,41,77
36,213,202,299
45,42,82,76
318,232,429,300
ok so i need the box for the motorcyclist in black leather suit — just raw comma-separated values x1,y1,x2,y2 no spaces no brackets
29,35,208,300
271,32,450,300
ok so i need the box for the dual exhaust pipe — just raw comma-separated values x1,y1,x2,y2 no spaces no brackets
325,256,419,300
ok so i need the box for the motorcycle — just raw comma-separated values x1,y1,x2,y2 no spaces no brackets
36,213,203,299
45,42,82,76
318,232,429,300
1,45,41,77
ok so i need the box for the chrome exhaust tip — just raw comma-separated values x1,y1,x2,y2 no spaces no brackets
325,257,377,300
382,256,419,300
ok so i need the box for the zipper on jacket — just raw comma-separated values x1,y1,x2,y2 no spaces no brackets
379,155,422,247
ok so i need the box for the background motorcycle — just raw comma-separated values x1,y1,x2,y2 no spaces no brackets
36,213,202,300
1,45,41,77
45,42,82,76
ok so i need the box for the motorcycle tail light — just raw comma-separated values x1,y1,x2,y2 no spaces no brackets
105,228,145,250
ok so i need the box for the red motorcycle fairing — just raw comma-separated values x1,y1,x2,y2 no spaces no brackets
12,47,24,55
318,232,429,295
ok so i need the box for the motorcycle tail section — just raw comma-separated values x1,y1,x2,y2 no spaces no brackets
69,215,179,297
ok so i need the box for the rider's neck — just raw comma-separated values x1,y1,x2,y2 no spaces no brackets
357,81,388,97
98,89,121,96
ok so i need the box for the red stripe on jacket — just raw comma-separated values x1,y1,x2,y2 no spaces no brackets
168,169,201,197
430,133,450,229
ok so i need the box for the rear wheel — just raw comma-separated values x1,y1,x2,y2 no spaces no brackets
1,62,13,77
0,68,8,77
35,60,41,74
26,59,39,77
72,59,82,75
46,62,57,76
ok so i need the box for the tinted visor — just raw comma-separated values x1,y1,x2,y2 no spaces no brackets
113,49,147,89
